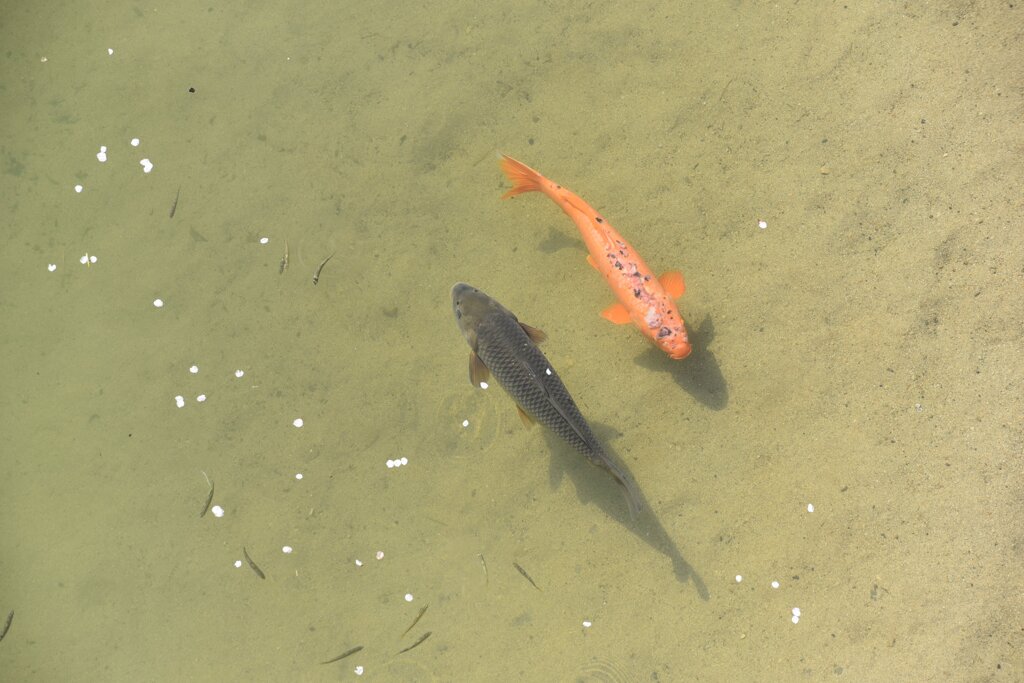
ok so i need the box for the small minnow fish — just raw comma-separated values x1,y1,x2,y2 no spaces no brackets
279,239,289,274
320,645,363,665
199,473,214,518
513,561,541,591
451,283,642,518
169,186,181,218
396,631,431,655
0,610,12,642
401,604,428,637
312,252,335,285
500,154,691,360
242,547,266,580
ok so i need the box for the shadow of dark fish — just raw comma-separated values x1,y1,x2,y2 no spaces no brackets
635,315,728,410
541,429,710,601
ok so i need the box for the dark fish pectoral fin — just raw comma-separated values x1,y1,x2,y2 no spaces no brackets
518,322,547,344
516,404,535,428
469,352,490,388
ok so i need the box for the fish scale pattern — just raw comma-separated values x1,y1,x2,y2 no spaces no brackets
474,311,604,464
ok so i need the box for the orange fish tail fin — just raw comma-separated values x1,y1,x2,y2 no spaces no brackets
499,154,546,199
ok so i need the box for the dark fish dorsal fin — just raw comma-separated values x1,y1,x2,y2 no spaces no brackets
469,352,490,388
519,322,547,344
528,364,598,454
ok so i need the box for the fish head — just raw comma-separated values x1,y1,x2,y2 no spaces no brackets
451,283,499,348
655,325,692,360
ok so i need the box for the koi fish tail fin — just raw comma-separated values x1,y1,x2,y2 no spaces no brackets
499,154,546,199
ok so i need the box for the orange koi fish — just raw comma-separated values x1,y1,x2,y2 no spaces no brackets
499,154,691,360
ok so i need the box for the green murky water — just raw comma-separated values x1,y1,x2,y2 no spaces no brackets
1,1,1020,680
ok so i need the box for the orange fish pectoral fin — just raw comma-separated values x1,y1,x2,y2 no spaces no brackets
519,322,547,344
600,303,632,325
659,271,686,298
586,254,599,270
516,404,535,428
469,352,490,388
